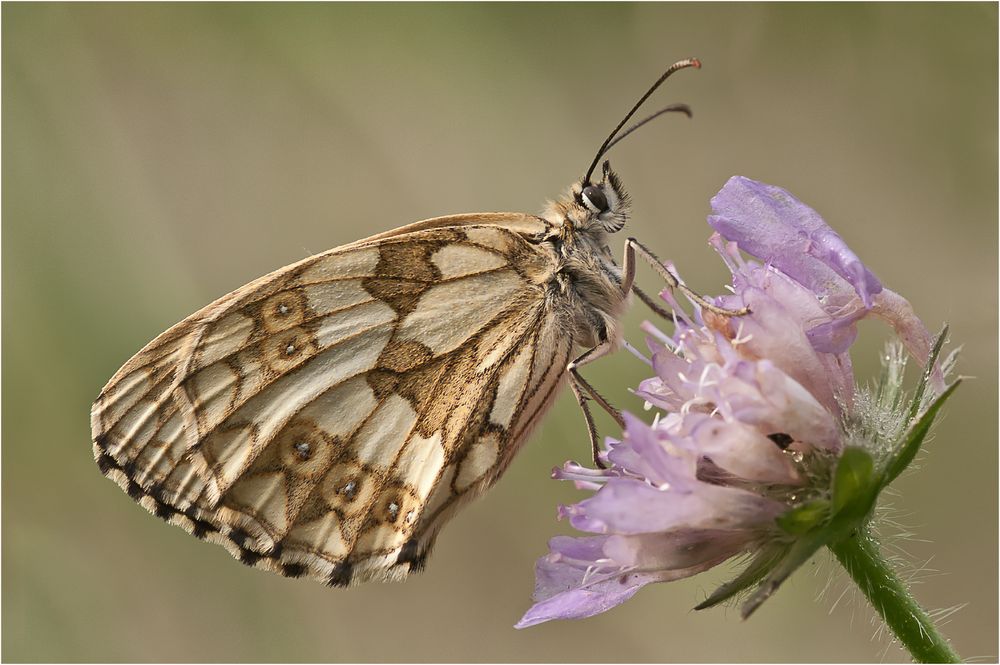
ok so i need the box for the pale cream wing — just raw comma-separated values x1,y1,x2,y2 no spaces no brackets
92,215,571,586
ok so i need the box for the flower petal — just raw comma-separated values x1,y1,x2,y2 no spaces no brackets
708,176,882,308
684,414,803,484
571,475,783,535
604,412,694,487
516,532,747,629
515,561,656,628
603,529,756,572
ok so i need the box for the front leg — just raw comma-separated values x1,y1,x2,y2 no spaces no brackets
567,338,623,469
623,237,750,317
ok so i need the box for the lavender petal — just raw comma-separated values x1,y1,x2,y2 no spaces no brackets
708,176,882,308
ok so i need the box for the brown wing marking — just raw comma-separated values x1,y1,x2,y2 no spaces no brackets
400,301,573,566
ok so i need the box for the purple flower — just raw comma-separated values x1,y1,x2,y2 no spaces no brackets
516,176,942,629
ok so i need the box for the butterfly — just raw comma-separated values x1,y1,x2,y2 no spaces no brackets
91,57,740,587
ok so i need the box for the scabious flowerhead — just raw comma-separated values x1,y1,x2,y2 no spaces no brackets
517,176,953,629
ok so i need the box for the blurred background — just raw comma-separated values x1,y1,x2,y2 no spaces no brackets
3,3,996,662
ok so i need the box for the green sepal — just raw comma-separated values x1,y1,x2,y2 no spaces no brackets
905,324,949,424
694,544,789,611
832,447,876,518
882,379,961,489
776,499,831,535
741,530,830,619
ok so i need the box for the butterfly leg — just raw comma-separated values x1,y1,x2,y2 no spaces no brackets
631,284,675,319
623,237,750,317
620,237,680,318
567,338,624,469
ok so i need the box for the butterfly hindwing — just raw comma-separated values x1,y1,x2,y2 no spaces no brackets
91,214,572,586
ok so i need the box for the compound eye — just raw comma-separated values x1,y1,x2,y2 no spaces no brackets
581,185,609,213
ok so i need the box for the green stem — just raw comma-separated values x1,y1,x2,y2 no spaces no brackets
829,528,961,663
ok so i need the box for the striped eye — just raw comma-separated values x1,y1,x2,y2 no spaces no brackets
581,185,609,213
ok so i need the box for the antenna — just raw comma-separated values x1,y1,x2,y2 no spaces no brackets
583,58,701,183
603,104,692,153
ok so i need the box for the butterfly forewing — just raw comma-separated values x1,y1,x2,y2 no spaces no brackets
91,214,570,586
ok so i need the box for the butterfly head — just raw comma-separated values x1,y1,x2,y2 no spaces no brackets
569,160,631,234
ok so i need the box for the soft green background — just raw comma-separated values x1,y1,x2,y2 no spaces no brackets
4,3,997,662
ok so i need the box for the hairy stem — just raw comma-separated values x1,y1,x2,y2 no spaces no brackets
829,528,961,663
